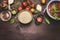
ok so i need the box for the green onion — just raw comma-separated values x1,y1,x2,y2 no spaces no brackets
53,13,58,20
50,10,60,13
53,4,57,11
45,18,50,24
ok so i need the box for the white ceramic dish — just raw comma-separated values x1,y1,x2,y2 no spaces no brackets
0,11,11,21
46,0,60,20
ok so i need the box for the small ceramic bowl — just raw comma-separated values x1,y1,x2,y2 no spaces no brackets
0,11,11,21
34,14,43,25
46,0,60,20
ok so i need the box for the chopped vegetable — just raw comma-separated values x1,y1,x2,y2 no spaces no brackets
26,6,30,10
35,10,39,13
45,18,50,24
12,10,17,15
50,4,59,20
22,2,27,7
10,18,15,24
53,4,57,11
50,10,60,13
18,6,22,11
53,13,58,19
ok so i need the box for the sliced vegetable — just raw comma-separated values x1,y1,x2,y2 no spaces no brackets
12,10,17,15
48,5,54,11
26,6,30,10
10,18,15,24
50,10,60,13
45,18,50,24
53,4,57,11
50,4,59,19
53,13,58,19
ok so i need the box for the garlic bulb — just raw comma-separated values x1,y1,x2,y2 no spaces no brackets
36,4,42,12
8,0,14,4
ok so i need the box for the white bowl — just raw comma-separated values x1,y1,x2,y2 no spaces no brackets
0,11,11,21
46,0,60,20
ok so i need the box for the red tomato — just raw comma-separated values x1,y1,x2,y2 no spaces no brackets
31,3,36,7
27,0,32,5
41,0,46,4
50,13,54,16
56,2,60,10
30,8,35,13
3,0,8,3
26,6,30,10
37,17,43,23
18,6,22,11
58,13,60,17
22,2,27,6
48,4,54,11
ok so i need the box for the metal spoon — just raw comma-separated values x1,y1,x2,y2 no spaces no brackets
42,7,51,24
8,0,14,10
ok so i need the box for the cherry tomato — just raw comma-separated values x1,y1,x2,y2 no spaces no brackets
27,0,32,5
26,6,30,10
18,6,22,11
31,2,36,8
48,5,54,11
30,8,35,13
22,2,27,7
3,0,8,3
41,0,46,4
56,2,60,10
37,17,43,23
50,13,54,16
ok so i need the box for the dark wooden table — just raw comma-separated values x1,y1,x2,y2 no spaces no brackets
0,0,60,40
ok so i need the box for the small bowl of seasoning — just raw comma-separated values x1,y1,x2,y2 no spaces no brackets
0,11,11,21
11,9,17,15
35,14,43,25
11,7,18,15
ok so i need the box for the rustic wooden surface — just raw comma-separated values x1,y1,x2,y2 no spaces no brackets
0,0,60,40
